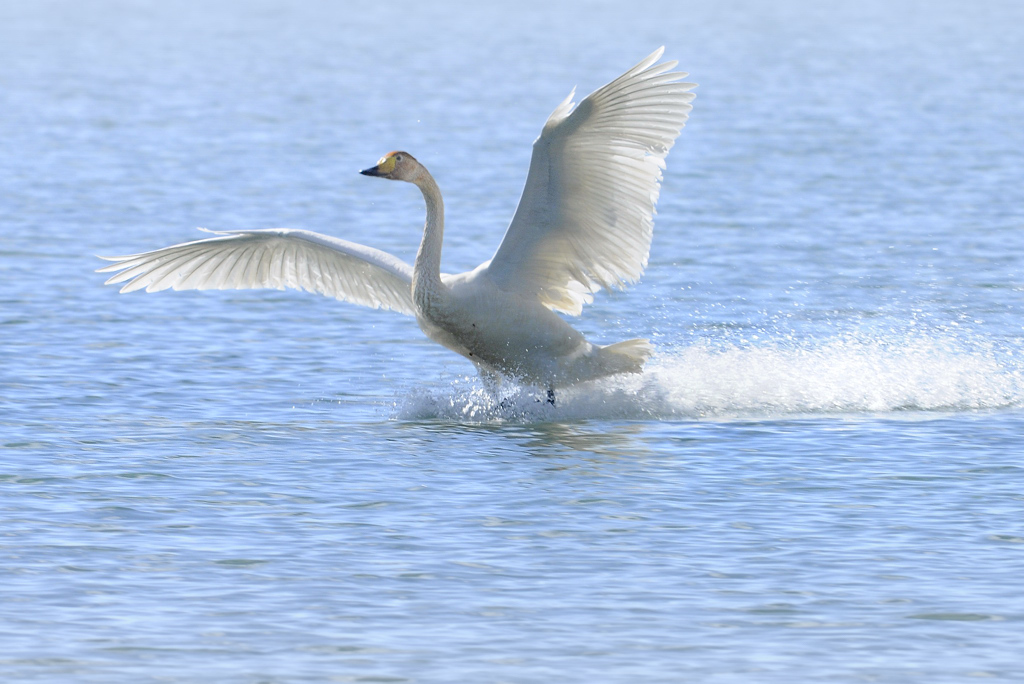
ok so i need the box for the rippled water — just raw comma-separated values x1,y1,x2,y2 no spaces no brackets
3,0,1024,681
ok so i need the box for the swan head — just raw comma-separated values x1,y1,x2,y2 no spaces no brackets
360,151,421,182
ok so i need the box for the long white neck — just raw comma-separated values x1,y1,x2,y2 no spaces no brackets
412,168,445,299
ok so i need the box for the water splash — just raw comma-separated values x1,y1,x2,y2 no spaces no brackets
396,332,1024,422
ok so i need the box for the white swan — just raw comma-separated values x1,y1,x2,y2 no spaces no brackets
98,48,696,404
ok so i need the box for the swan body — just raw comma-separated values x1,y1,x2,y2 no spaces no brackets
98,48,696,399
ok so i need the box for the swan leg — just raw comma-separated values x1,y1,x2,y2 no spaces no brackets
477,365,506,407
546,388,556,406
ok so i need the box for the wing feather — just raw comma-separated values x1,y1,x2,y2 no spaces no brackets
484,47,695,315
97,228,415,315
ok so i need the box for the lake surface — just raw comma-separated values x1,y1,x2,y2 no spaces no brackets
3,0,1024,681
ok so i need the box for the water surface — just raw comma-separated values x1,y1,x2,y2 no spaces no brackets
3,0,1024,681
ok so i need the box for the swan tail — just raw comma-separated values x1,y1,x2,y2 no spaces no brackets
599,338,653,374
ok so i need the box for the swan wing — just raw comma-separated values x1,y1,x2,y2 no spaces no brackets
97,228,416,315
485,47,696,315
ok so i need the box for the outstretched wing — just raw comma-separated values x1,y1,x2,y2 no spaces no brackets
97,228,416,315
485,47,696,315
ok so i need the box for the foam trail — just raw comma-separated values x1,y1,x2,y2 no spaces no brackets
396,333,1024,422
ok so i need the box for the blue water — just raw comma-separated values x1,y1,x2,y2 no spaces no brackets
3,0,1024,681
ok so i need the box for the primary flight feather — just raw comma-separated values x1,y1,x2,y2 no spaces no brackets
98,48,696,403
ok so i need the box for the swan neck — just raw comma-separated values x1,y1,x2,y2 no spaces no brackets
413,169,444,291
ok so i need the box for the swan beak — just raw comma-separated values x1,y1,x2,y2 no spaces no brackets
362,154,397,178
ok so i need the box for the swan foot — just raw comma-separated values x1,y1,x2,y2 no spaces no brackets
546,388,556,406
